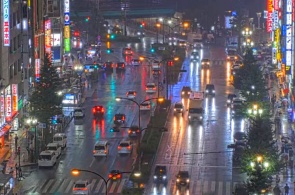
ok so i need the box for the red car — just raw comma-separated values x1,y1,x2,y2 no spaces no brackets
92,105,105,118
108,170,122,181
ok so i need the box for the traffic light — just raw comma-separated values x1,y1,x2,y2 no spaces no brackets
150,48,155,53
167,61,174,66
51,116,57,125
140,22,145,28
107,34,110,39
107,49,111,54
110,34,115,39
85,16,90,22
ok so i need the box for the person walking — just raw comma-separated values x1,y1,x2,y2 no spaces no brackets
284,183,290,195
273,184,281,195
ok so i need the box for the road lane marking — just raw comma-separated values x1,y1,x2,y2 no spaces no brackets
57,179,69,192
90,179,96,191
109,182,117,193
42,179,54,193
203,180,209,192
218,181,223,195
49,179,62,193
32,179,47,192
117,179,126,192
211,181,216,192
95,180,104,193
226,181,231,195
195,180,202,194
65,180,74,193
89,158,95,167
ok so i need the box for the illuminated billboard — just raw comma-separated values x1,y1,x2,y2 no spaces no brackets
64,0,70,52
11,84,18,113
35,59,41,81
285,0,292,73
2,0,10,46
45,19,52,55
51,33,61,46
266,0,273,32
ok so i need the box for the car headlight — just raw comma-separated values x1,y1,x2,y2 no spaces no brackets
154,176,157,179
213,90,215,93
197,56,199,58
174,108,176,111
202,62,204,65
186,179,190,182
180,109,183,111
199,116,203,119
206,90,209,93
191,56,193,59
188,92,191,94
182,91,184,94
163,176,167,179
189,116,191,119
227,99,231,103
227,56,230,59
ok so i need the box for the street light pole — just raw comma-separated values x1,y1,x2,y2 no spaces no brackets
71,169,132,195
26,118,38,163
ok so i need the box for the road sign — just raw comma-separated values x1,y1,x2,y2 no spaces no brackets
38,123,46,128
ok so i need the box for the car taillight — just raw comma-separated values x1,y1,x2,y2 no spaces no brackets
146,87,148,90
111,64,114,68
116,64,118,68
108,174,113,178
136,130,140,133
93,150,96,154
104,150,107,154
125,51,128,54
117,174,121,178
101,108,104,112
127,146,131,150
92,108,96,113
128,130,131,134
113,117,116,120
118,146,122,150
153,87,156,90
122,64,125,67
74,188,87,191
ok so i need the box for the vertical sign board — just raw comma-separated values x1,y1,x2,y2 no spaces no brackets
274,0,279,10
285,0,292,74
11,84,18,113
5,85,11,120
2,0,10,46
64,0,70,52
35,58,41,81
44,19,51,55
0,90,4,121
266,0,273,32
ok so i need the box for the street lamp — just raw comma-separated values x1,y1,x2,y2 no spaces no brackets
26,117,38,163
241,28,253,36
71,169,134,195
248,104,263,116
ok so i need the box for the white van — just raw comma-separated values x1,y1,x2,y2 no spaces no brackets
93,141,109,157
53,133,67,148
46,142,62,157
38,150,57,167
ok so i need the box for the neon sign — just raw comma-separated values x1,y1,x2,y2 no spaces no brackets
3,0,10,46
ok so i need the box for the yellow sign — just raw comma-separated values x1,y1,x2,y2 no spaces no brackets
64,26,70,39
275,29,280,44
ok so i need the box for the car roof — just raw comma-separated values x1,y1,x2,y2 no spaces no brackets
53,133,66,137
47,143,59,147
115,113,125,116
206,84,214,88
178,171,189,176
202,58,210,61
119,140,131,144
95,140,108,145
141,102,150,105
127,90,136,93
182,86,191,90
155,166,167,172
175,102,183,106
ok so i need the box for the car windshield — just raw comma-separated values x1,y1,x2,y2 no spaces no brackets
53,137,62,141
189,108,203,113
147,84,155,88
202,59,209,62
234,132,246,140
115,114,124,119
133,59,139,62
95,145,105,150
155,167,166,175
175,104,183,108
74,184,86,188
39,154,52,160
206,85,214,90
117,63,124,66
182,87,191,91
47,146,57,151
191,52,199,56
141,103,149,106
178,172,188,178
74,109,83,113
120,143,130,147
127,91,135,94
228,50,237,56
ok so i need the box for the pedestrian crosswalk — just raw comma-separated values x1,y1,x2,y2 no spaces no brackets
149,180,242,195
20,178,127,194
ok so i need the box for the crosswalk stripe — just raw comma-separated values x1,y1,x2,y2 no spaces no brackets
33,179,47,192
65,180,74,193
95,180,104,193
195,180,202,194
226,181,231,195
203,180,209,192
211,181,216,192
218,181,223,195
49,179,62,193
117,179,126,192
42,179,54,193
90,179,97,191
57,179,69,192
109,181,117,193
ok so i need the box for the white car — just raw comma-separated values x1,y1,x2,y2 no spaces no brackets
146,83,156,93
46,143,61,157
118,140,133,154
72,180,90,195
126,90,136,99
140,102,151,111
131,59,141,66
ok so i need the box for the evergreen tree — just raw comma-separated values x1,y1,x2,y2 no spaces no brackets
29,53,62,124
240,117,282,193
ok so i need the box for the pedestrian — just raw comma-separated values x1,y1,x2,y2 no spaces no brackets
284,183,290,195
273,184,281,195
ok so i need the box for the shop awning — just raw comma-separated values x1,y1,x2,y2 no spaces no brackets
0,124,11,137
